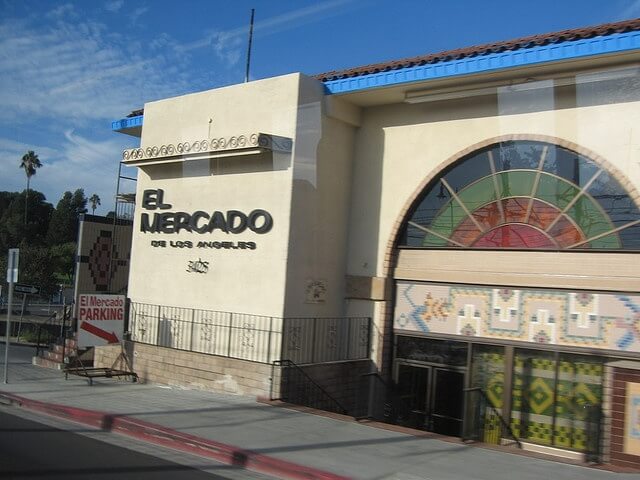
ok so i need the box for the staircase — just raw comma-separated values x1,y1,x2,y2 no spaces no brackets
33,337,93,370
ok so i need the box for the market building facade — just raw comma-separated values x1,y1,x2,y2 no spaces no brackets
106,19,640,466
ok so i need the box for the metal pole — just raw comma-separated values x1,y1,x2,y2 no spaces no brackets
61,305,67,365
4,248,19,384
108,161,124,293
16,294,26,342
3,282,14,383
267,317,272,363
60,296,66,338
244,9,255,83
227,313,233,358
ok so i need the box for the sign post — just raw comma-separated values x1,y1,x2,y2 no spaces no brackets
4,248,19,384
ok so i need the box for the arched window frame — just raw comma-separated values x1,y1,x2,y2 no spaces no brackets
400,140,640,251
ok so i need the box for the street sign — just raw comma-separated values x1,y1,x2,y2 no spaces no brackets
6,248,18,283
77,294,125,347
14,283,40,295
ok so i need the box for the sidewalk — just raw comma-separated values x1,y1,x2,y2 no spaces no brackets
1,344,638,480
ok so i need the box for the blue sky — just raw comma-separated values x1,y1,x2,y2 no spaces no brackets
1,0,639,214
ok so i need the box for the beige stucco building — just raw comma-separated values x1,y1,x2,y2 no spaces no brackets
106,18,640,467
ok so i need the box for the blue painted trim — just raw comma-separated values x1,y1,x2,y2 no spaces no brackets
323,30,640,94
112,115,143,132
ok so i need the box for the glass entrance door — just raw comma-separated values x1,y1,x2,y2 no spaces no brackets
431,368,465,436
396,363,465,436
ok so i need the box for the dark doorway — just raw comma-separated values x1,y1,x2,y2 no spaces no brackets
395,363,465,436
431,368,465,436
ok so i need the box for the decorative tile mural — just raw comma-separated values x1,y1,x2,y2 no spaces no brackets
394,281,640,353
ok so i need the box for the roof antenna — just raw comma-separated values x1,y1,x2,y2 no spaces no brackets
245,8,255,83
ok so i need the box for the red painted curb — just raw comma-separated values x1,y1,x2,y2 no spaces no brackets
0,391,350,480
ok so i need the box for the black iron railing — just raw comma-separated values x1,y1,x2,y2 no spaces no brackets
281,317,371,364
129,301,370,365
463,387,521,448
270,359,348,415
35,310,67,358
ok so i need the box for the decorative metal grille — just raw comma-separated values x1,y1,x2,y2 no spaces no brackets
128,302,370,365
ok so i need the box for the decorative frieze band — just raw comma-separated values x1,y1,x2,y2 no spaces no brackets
122,133,292,162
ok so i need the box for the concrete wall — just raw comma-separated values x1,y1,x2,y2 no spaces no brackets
346,77,640,283
282,82,357,317
128,74,305,317
127,73,359,320
94,342,272,397
95,343,371,410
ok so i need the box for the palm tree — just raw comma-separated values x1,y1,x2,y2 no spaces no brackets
89,193,101,215
19,150,42,225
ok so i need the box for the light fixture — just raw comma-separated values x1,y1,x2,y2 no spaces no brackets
404,85,498,103
404,66,639,104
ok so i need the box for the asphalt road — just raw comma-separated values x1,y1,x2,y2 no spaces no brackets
0,344,272,480
0,408,271,480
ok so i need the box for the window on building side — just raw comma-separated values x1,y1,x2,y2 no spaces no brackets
401,141,640,250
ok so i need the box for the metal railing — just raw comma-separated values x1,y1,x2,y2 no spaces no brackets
270,359,348,415
129,302,371,365
281,316,371,364
35,305,70,358
129,303,282,364
463,387,521,448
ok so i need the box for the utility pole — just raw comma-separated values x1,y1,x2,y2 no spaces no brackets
4,248,19,383
245,8,255,83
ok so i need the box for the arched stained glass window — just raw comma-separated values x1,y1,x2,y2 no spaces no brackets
401,141,640,250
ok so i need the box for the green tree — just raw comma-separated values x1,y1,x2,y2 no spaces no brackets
19,151,42,225
47,189,87,245
89,193,101,214
0,244,57,298
50,242,77,283
0,190,52,251
16,244,57,295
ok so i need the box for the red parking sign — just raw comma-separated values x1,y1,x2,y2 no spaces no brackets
77,294,125,347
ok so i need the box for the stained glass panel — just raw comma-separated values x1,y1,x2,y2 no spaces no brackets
401,140,639,250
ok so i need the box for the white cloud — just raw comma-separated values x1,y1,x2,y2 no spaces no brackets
177,0,356,66
129,6,149,25
0,1,359,211
104,0,124,13
0,133,137,214
0,9,194,127
621,0,640,18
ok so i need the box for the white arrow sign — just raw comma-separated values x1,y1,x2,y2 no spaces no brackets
14,284,40,295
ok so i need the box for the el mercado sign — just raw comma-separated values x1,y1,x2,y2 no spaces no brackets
78,294,125,347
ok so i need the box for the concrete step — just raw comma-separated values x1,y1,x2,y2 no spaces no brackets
32,356,64,370
44,351,63,362
43,350,78,363
52,344,77,356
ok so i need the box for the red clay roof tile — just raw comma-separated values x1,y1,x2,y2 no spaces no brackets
315,17,640,81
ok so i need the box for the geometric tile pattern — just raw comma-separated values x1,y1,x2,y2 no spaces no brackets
489,289,522,337
510,352,602,452
471,350,505,444
87,230,113,292
394,281,640,353
76,217,132,296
